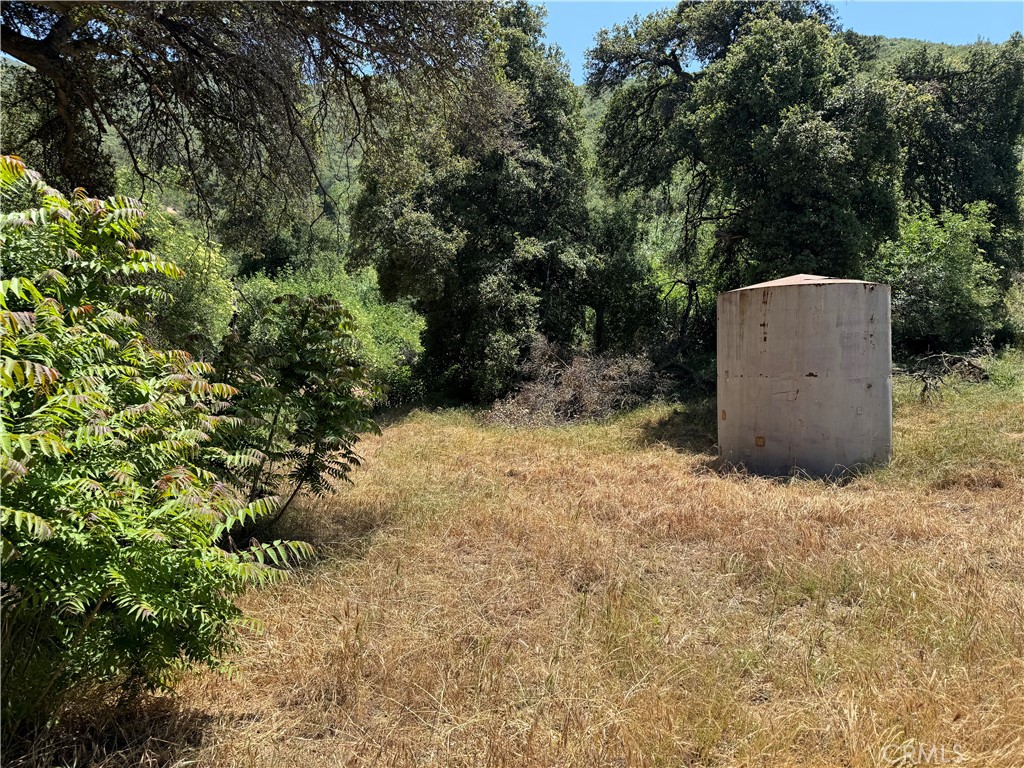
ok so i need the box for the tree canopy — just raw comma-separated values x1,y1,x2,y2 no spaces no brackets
351,2,590,400
0,1,491,200
587,1,902,287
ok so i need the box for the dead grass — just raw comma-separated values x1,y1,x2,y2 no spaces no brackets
15,355,1024,768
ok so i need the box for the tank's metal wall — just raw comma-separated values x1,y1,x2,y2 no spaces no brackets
717,283,892,476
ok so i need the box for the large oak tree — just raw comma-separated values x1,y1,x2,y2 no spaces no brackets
1,1,491,201
351,2,589,401
587,0,901,291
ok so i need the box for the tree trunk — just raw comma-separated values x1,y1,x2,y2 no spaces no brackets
594,304,606,353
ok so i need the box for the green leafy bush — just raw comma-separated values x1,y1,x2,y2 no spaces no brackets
137,207,235,358
236,258,424,404
866,203,1003,354
217,292,378,526
1005,275,1024,344
0,157,311,734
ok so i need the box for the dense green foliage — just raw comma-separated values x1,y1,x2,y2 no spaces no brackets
591,2,897,288
6,0,1021,383
216,291,378,522
352,3,590,400
689,10,901,281
842,32,981,72
585,194,666,354
235,253,424,405
136,207,235,358
866,203,1002,352
0,157,314,731
893,38,1024,272
585,2,1022,356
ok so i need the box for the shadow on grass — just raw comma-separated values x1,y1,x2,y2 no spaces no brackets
371,390,471,430
371,402,420,430
636,398,883,487
6,697,218,768
636,396,719,457
270,495,391,562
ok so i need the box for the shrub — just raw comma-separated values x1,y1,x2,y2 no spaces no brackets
137,208,235,358
216,292,378,526
0,157,311,735
865,203,1002,354
1004,274,1024,344
488,335,665,426
236,259,425,405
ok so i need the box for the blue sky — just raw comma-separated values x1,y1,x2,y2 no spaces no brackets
541,1,1024,83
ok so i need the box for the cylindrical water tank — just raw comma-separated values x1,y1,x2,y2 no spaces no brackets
716,274,892,476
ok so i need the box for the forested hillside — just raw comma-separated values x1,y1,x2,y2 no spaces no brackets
1,0,1023,760
4,1,1022,405
844,32,984,68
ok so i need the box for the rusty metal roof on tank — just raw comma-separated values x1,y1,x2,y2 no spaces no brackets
726,274,880,292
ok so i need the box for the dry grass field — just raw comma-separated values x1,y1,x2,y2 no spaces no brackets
20,356,1024,768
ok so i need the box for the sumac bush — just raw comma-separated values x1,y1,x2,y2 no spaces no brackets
215,292,379,530
236,262,425,406
0,157,312,735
